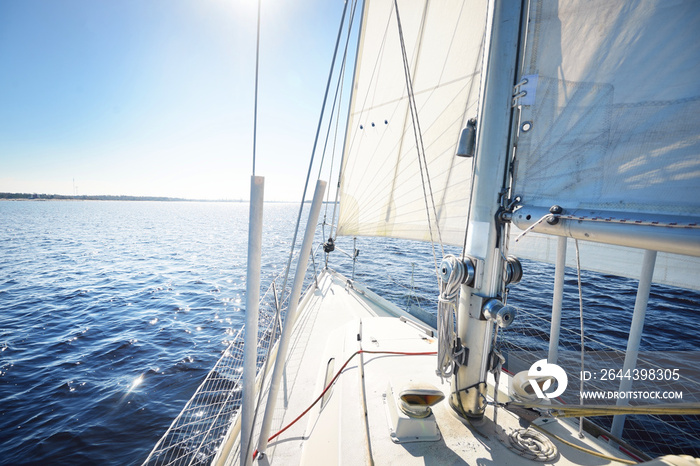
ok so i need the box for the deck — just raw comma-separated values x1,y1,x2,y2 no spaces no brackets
227,269,636,465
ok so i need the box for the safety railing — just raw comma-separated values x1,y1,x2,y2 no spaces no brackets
143,274,294,466
500,307,700,459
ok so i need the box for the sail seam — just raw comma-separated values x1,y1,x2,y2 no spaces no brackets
393,0,445,277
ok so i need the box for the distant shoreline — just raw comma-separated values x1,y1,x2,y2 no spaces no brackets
0,193,242,202
0,193,317,203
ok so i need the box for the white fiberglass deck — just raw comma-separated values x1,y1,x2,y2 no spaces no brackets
230,270,637,466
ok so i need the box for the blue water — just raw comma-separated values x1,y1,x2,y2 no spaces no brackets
0,201,698,464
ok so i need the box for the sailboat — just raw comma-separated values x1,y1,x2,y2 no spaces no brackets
144,0,700,464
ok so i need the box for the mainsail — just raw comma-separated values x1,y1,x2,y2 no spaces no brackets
509,0,700,290
512,1,700,218
337,0,700,290
336,0,487,246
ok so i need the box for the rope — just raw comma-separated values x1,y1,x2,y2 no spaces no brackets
513,212,554,242
508,427,559,462
490,344,505,426
575,239,585,437
252,349,436,461
436,255,465,380
508,401,700,418
529,424,638,465
557,213,700,229
512,211,698,245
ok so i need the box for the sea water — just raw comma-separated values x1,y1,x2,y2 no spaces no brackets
1,201,698,464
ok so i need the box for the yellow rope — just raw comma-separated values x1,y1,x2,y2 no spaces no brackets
508,402,700,418
529,424,638,465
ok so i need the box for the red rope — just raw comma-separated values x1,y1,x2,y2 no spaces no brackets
252,349,436,459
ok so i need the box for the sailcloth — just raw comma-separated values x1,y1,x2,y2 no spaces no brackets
336,0,487,246
509,0,700,290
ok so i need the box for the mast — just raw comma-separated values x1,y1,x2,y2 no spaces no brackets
450,0,522,419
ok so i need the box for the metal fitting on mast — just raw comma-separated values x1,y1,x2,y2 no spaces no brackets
448,0,522,421
482,299,516,328
456,118,477,158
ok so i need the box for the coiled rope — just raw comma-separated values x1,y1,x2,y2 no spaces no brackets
436,255,464,380
508,428,559,462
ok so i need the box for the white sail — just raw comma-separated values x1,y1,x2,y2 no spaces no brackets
336,0,487,246
512,0,700,217
509,0,700,290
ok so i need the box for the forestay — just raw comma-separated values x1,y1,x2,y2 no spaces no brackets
336,0,487,246
510,0,700,290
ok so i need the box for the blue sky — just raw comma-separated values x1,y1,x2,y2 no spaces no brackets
0,0,353,200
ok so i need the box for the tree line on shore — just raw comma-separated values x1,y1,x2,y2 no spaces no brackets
1,192,192,201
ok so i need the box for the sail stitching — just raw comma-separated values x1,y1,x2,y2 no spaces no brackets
339,78,475,227
393,0,444,277
334,5,400,240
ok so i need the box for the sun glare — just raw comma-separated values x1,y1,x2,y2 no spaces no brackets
129,375,144,393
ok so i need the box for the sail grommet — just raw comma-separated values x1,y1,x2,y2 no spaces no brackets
521,121,533,132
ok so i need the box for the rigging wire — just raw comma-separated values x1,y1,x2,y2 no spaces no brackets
322,63,346,232
242,1,264,463
278,0,350,304
321,72,345,239
246,3,352,459
314,0,358,238
392,0,444,280
316,0,357,183
251,0,261,177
